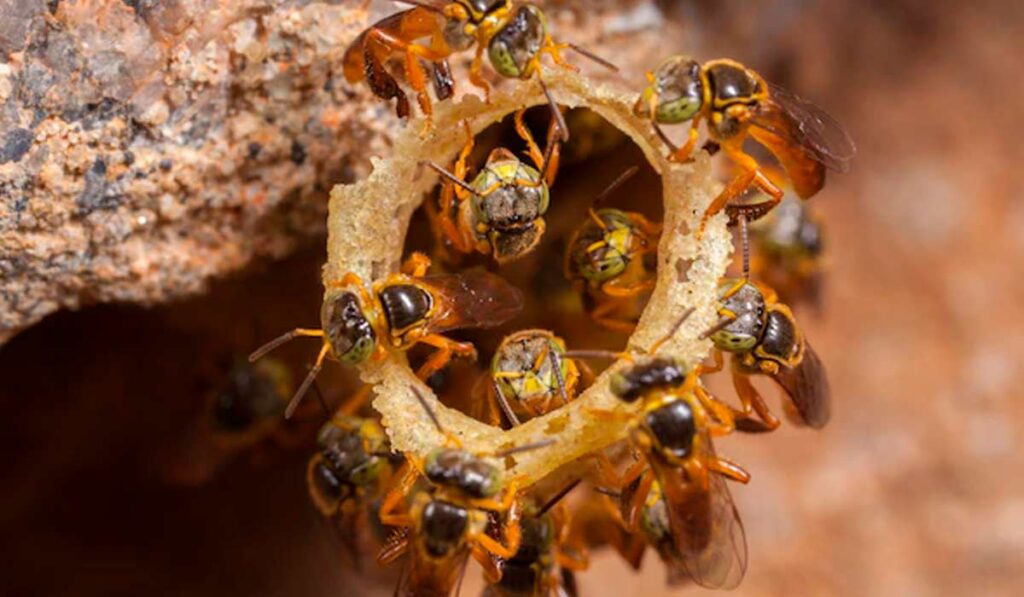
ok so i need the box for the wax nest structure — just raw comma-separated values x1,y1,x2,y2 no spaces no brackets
327,67,731,487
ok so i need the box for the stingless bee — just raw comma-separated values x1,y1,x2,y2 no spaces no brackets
704,277,831,432
485,329,589,426
344,0,615,134
250,252,522,418
635,55,855,236
564,167,661,333
377,385,555,595
426,110,560,264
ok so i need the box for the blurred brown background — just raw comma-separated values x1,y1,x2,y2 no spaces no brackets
2,0,1023,596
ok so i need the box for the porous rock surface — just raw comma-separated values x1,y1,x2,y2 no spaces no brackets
0,0,676,345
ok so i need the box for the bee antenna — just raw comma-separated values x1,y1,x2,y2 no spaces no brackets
492,438,556,458
566,43,619,72
249,327,322,362
699,315,736,340
410,384,446,435
548,350,570,406
562,349,621,361
538,76,569,142
592,166,639,208
646,306,696,354
284,344,330,419
538,479,581,515
738,213,750,281
492,379,522,427
421,160,483,198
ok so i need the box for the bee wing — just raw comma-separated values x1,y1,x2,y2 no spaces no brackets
753,82,856,174
772,340,831,428
661,439,748,590
420,268,525,332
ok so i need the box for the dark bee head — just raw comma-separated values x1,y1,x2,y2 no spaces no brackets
471,158,549,232
710,280,766,353
321,291,376,363
378,283,433,333
421,500,470,558
488,5,547,79
316,417,391,487
309,459,356,507
212,361,288,431
609,357,687,403
424,448,503,498
635,55,704,124
569,209,637,283
642,400,697,460
706,61,763,105
512,514,555,564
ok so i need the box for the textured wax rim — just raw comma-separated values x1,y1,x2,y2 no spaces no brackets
325,67,731,487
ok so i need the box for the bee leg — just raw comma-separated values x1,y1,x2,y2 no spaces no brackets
667,116,703,162
340,384,372,416
400,252,432,277
590,297,639,334
730,368,781,433
306,455,339,518
415,334,477,380
600,278,655,298
620,469,654,532
474,498,523,559
468,45,491,102
707,456,751,484
471,547,505,583
514,108,561,185
378,461,418,528
693,385,736,435
696,349,725,376
604,520,647,570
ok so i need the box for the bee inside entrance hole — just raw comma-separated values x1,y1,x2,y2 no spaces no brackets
402,106,665,427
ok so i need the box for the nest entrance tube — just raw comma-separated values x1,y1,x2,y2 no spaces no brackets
326,68,732,487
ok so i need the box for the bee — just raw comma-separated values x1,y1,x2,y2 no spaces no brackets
377,386,555,595
307,411,403,568
343,1,614,134
486,329,588,426
564,167,661,333
484,481,588,597
704,277,831,432
589,356,751,589
163,358,298,486
250,252,523,418
634,56,855,235
749,193,826,310
426,110,560,264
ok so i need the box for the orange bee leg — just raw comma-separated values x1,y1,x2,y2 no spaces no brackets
378,461,418,528
620,469,654,532
730,367,781,433
401,252,432,277
630,212,663,237
697,349,726,376
468,45,491,102
471,546,505,584
474,498,523,559
668,115,703,163
693,385,735,435
600,277,655,298
707,456,751,484
340,384,373,416
415,334,478,380
589,297,640,334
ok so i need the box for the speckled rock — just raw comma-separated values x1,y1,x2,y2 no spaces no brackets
0,0,680,344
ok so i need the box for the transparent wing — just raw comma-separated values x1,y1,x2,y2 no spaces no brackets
753,82,856,173
661,437,748,590
421,268,525,332
773,340,831,428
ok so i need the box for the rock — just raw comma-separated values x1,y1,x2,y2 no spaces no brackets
0,0,684,344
